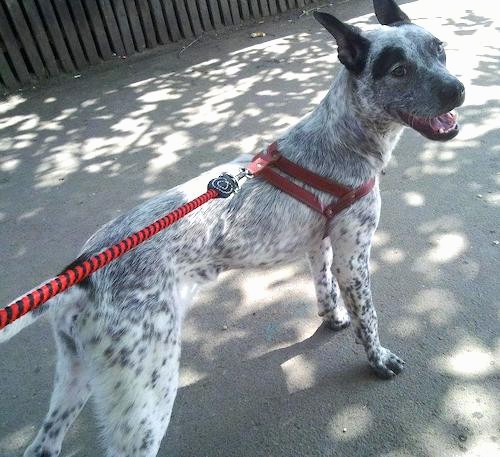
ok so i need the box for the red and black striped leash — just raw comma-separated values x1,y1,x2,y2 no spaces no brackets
0,172,245,330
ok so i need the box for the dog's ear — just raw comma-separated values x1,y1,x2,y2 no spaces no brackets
313,12,370,74
373,0,411,26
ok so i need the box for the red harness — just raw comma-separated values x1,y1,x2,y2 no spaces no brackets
247,142,375,220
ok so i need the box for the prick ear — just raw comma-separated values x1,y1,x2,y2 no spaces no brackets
373,0,411,26
313,11,370,74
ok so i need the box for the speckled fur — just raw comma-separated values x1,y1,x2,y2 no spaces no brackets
1,2,465,456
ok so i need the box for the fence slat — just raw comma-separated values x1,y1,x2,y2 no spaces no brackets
286,0,296,10
218,0,233,26
96,0,125,56
111,0,136,55
0,2,31,84
258,0,270,17
248,0,260,18
36,0,75,72
159,0,181,41
296,0,305,9
68,0,101,65
238,0,250,21
4,0,46,79
268,0,278,16
0,50,20,90
147,0,170,44
82,0,113,60
21,0,59,76
123,0,146,51
172,0,194,39
52,0,88,69
135,0,157,47
277,0,286,13
196,0,213,31
206,0,223,29
184,0,203,36
228,0,241,25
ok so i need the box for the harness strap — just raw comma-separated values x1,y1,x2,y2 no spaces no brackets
323,178,375,218
259,166,325,214
249,142,375,220
267,143,352,196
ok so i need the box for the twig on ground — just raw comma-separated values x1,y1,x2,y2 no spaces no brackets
179,35,202,56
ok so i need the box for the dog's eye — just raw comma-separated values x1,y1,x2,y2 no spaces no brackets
435,41,446,55
391,65,407,77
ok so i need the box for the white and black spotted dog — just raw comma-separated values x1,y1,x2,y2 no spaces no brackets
1,1,465,456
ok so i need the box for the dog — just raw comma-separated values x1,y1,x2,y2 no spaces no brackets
1,1,465,455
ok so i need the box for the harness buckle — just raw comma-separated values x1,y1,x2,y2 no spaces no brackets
343,189,357,205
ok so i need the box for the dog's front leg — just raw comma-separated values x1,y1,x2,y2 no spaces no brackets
308,237,350,331
331,232,405,379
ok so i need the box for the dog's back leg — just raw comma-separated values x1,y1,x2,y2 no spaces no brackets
84,306,181,457
24,327,91,457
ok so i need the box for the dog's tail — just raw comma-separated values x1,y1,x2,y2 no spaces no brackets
0,286,82,344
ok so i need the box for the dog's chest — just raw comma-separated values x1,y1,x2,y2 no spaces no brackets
204,184,328,269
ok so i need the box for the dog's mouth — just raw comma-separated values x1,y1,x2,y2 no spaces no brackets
398,110,459,141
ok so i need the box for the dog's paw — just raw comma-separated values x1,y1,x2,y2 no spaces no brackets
322,307,351,331
369,347,405,379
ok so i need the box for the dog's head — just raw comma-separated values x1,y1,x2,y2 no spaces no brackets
314,0,465,141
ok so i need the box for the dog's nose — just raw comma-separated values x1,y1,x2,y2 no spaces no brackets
457,82,466,106
440,80,465,107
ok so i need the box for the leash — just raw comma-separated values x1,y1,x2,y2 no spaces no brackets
0,144,374,330
0,172,246,330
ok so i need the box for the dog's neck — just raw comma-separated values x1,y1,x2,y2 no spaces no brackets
279,69,404,187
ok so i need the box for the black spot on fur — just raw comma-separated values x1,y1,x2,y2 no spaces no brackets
42,421,53,432
124,403,134,415
151,369,159,387
58,331,78,355
372,46,407,79
89,335,102,345
119,347,132,367
140,429,153,450
32,302,51,317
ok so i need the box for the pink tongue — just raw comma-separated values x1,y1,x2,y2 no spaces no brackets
430,112,456,131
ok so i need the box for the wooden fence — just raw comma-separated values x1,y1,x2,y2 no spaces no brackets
0,0,318,93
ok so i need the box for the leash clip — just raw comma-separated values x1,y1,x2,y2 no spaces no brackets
208,168,253,198
237,167,254,180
